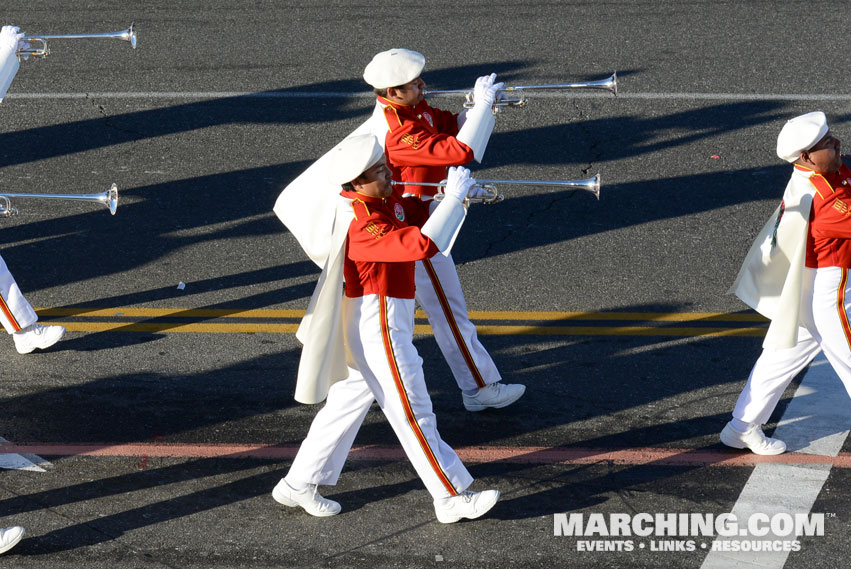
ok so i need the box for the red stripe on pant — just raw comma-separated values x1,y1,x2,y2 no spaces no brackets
0,294,21,332
379,295,458,496
422,258,486,388
838,269,851,351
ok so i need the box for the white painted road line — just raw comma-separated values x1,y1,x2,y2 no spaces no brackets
5,91,851,101
0,436,50,472
701,354,851,568
775,357,851,456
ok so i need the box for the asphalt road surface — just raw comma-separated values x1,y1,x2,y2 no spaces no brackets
1,2,850,568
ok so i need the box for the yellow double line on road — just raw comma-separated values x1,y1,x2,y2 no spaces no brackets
35,307,768,338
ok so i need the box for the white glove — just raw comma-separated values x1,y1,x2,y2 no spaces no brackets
443,166,475,204
0,26,28,59
473,73,504,109
0,26,20,50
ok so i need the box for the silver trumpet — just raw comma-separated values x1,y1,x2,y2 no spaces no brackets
0,183,119,217
392,173,601,205
425,72,617,111
17,23,137,58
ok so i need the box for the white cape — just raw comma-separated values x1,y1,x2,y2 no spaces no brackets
274,104,388,404
729,167,815,350
292,196,353,404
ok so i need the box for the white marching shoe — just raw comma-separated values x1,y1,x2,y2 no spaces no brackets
13,323,65,354
462,382,526,411
434,489,500,524
720,421,787,455
272,479,341,517
0,526,24,555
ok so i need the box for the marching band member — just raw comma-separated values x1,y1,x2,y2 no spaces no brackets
0,526,23,555
273,134,500,523
363,48,526,411
0,25,65,354
723,111,851,454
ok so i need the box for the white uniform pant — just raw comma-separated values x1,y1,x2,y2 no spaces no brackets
415,252,500,391
0,253,36,334
286,294,473,499
733,267,851,424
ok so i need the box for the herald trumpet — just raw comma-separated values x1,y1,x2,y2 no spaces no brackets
392,173,601,205
17,23,137,58
0,183,119,217
425,72,617,111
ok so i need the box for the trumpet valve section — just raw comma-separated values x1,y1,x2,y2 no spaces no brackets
461,89,527,114
19,38,48,59
434,183,504,206
475,183,504,204
494,88,528,109
0,196,18,217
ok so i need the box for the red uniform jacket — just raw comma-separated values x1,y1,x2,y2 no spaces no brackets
379,96,475,227
341,188,439,299
805,162,851,268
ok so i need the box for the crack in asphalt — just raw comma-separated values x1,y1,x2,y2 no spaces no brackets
86,94,145,137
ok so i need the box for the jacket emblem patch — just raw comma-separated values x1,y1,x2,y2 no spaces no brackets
394,202,405,221
400,133,422,149
364,221,386,239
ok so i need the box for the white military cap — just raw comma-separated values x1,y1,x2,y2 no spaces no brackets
363,48,425,89
327,134,385,186
777,111,829,162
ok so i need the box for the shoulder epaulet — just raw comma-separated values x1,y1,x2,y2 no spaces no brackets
809,173,834,200
350,198,371,221
383,105,404,130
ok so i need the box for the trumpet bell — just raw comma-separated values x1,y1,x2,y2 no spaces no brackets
103,183,119,215
123,23,137,49
571,173,601,200
607,71,618,96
